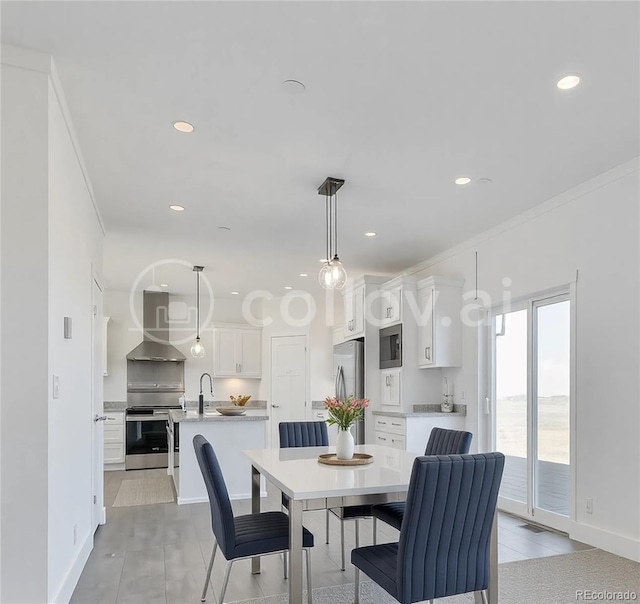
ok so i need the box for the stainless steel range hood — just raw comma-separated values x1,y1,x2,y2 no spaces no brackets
126,291,186,362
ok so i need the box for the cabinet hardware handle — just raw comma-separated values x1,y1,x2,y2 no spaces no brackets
392,422,401,426
378,436,387,441
379,421,387,425
272,404,280,408
94,415,107,422
238,363,241,373
425,347,431,361
316,413,324,418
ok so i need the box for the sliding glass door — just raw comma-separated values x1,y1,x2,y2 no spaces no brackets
491,292,572,531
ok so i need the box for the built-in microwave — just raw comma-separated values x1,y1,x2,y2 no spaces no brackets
379,324,402,369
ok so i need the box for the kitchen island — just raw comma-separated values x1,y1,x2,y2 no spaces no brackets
168,410,268,504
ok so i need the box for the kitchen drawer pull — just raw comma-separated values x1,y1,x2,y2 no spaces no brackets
425,346,431,361
391,422,401,427
316,413,324,418
378,436,387,441
378,420,387,425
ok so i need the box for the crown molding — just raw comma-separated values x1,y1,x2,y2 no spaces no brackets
2,44,106,236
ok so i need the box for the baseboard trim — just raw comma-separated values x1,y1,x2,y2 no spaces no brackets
178,491,267,505
50,531,93,603
570,521,640,562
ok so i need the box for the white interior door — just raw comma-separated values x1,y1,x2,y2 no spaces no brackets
92,275,105,528
270,336,308,447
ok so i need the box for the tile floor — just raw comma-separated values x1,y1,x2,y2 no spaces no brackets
70,469,593,604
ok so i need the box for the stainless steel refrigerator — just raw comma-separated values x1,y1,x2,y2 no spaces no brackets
333,340,365,444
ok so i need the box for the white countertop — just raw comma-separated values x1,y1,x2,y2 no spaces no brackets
244,444,417,500
170,410,268,423
373,410,466,418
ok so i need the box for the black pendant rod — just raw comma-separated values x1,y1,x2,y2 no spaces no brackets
196,271,201,338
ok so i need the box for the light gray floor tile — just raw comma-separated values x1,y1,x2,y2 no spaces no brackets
72,470,591,603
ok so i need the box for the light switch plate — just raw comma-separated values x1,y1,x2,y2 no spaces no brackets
64,317,72,339
53,375,60,399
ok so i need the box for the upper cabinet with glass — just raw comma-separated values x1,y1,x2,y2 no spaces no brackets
416,276,464,368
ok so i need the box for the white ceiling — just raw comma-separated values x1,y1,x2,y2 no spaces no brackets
2,1,639,297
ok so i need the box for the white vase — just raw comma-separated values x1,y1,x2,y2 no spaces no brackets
336,428,355,460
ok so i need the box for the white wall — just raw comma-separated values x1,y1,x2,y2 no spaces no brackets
0,54,50,604
47,80,104,601
406,159,640,559
1,46,104,603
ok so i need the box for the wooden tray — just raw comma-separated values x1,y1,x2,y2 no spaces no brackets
318,453,373,466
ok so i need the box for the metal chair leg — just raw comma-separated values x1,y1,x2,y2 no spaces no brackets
283,551,288,579
201,540,218,602
354,567,360,604
355,519,360,548
372,516,377,545
340,517,346,571
219,560,234,604
474,591,488,604
305,548,313,604
325,507,330,544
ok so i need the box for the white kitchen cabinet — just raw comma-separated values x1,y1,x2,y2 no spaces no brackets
373,412,466,454
213,326,262,378
380,369,402,406
416,276,463,368
343,283,365,338
342,275,388,340
103,317,110,376
104,412,125,467
379,282,403,326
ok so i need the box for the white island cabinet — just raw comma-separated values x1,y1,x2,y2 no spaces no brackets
168,410,267,504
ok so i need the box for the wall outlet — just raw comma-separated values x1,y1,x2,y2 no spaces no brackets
72,524,77,545
586,497,593,514
52,375,60,399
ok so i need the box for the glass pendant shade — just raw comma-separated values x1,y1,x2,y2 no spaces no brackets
329,257,347,290
191,336,206,358
318,262,335,289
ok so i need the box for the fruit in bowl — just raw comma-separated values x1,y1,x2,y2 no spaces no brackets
230,395,251,407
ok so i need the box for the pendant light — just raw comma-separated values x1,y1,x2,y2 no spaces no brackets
191,265,206,358
318,177,347,290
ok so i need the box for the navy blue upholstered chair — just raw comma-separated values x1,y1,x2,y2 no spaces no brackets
372,427,472,543
193,435,314,604
278,421,368,571
352,452,504,604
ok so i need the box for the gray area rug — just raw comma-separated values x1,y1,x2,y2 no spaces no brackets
229,549,640,604
112,476,175,507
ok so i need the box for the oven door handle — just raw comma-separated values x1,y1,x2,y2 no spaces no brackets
126,415,168,422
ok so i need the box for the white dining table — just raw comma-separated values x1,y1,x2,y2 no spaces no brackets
244,444,498,604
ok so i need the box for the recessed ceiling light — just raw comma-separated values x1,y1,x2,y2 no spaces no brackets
160,284,169,288
477,177,493,185
169,204,185,212
455,177,471,185
284,286,292,290
173,121,194,133
231,291,239,295
218,226,231,232
365,232,377,237
556,74,581,90
281,79,306,94
299,273,308,277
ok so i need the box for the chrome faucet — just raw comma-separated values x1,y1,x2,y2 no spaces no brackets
199,372,214,415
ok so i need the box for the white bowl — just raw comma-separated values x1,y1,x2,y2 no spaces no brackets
216,407,246,416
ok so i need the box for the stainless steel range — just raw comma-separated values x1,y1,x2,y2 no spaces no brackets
125,291,186,470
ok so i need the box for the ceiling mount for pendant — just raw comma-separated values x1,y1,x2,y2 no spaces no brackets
317,177,347,291
191,265,206,358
